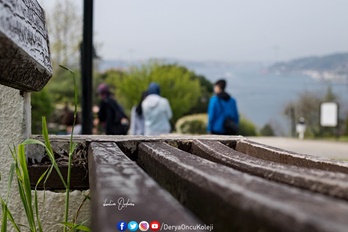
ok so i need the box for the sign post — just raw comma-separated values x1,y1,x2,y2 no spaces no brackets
81,0,94,134
320,102,339,138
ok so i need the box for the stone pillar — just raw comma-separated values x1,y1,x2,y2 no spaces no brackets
0,85,28,191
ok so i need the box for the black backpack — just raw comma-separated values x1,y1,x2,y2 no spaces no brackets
223,116,239,135
218,99,239,135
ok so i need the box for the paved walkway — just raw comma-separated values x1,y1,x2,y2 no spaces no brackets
247,137,348,160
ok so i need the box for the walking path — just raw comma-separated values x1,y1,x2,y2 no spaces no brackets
247,137,348,160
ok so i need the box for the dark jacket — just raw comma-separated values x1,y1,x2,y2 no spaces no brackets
98,97,128,135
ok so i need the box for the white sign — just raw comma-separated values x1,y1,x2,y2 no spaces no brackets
320,102,338,127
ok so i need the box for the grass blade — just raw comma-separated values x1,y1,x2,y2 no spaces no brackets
34,168,50,232
61,222,91,232
22,138,67,189
1,199,21,232
42,117,54,157
17,144,36,231
60,65,79,232
1,199,8,232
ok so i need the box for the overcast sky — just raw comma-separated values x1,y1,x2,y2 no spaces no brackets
39,0,348,62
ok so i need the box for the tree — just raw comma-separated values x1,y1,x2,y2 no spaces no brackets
104,63,202,123
283,87,339,137
46,0,82,70
43,0,83,103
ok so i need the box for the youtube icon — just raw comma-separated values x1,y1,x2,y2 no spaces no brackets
150,221,160,231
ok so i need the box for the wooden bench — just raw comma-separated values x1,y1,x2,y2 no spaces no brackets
27,135,348,232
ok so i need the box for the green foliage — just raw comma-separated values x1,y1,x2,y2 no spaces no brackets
187,75,214,115
105,62,202,123
31,90,54,134
180,120,207,135
239,116,258,136
176,114,208,134
260,124,275,136
176,113,258,136
45,69,82,104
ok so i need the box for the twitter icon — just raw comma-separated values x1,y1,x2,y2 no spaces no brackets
128,221,139,231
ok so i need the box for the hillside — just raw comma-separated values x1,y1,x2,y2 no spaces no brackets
268,53,348,80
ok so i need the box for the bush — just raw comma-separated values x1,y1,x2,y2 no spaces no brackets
104,62,202,123
176,114,258,136
260,124,275,136
176,114,208,134
239,116,258,136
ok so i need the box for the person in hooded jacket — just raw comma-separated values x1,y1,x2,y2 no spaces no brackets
130,91,147,135
142,82,172,136
207,79,239,135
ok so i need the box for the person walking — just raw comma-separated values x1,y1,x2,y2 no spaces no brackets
97,83,129,135
142,82,172,136
130,91,147,135
207,79,239,135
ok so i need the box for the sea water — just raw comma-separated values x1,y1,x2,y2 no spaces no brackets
185,62,348,135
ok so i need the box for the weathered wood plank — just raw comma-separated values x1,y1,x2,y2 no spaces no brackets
192,140,348,200
0,0,52,91
28,165,89,190
138,141,348,232
88,142,202,232
236,139,348,174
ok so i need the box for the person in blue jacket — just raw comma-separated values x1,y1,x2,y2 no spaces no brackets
207,79,239,135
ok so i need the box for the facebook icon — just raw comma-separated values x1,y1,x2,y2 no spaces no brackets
117,221,127,231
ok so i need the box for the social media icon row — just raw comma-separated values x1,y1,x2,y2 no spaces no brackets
117,220,160,231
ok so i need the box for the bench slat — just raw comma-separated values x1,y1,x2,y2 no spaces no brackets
236,139,348,174
88,142,202,232
192,140,348,200
138,141,348,232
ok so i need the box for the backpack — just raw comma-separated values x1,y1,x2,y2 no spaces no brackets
223,116,239,135
218,99,239,135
